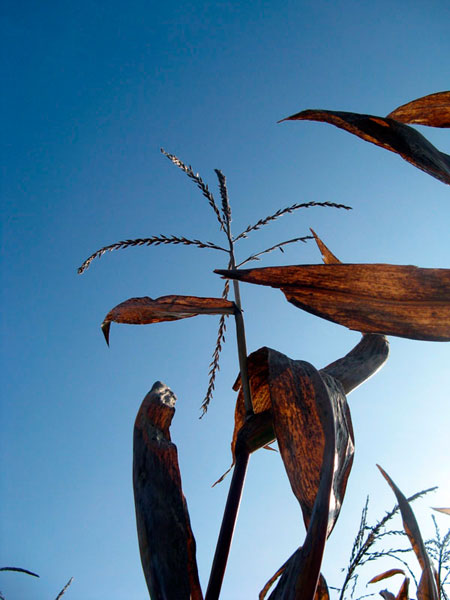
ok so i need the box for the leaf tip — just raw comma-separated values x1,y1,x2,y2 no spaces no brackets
101,320,111,346
310,228,341,264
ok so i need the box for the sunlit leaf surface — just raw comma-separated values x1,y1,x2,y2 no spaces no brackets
387,91,450,127
217,264,450,341
102,295,235,344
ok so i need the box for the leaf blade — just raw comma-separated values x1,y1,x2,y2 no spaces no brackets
387,91,450,127
280,108,450,184
217,264,450,341
102,295,235,345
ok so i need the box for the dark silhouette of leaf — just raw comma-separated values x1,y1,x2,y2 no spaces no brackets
279,108,450,184
378,465,439,600
102,295,235,345
216,263,450,341
0,567,39,578
54,577,74,600
387,91,450,128
133,382,203,600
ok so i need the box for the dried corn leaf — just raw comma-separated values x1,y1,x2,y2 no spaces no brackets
387,91,450,128
378,465,438,600
133,382,203,600
231,346,353,600
396,577,410,600
217,264,450,341
280,108,450,184
268,371,348,599
369,569,405,584
433,507,450,516
102,295,235,344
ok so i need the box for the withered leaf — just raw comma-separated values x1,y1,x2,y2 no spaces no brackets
387,91,450,128
102,295,235,344
216,264,450,341
396,577,410,600
369,569,405,584
133,382,203,600
432,507,450,516
231,346,354,600
378,465,438,600
279,108,450,184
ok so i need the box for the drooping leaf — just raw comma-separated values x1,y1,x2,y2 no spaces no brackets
266,357,348,600
279,108,450,184
230,346,354,600
387,91,450,128
432,507,450,516
369,569,405,584
133,381,203,600
217,263,450,341
378,465,439,600
102,295,235,344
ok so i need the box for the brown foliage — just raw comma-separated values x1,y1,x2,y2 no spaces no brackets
217,263,450,341
101,295,235,344
280,100,450,184
387,91,450,128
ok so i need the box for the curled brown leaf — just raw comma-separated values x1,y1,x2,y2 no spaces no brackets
102,295,235,344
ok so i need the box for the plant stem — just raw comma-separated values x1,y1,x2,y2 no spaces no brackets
205,171,255,599
205,449,250,600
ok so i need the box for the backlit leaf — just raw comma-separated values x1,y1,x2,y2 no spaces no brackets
387,91,450,128
217,264,450,341
280,108,450,184
102,295,235,344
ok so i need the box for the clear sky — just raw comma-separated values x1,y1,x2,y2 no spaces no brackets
1,1,449,599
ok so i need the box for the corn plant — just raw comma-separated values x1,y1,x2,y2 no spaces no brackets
78,91,450,599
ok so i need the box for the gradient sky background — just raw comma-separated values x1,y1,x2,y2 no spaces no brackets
1,1,449,599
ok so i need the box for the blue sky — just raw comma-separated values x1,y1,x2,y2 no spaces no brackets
1,1,449,598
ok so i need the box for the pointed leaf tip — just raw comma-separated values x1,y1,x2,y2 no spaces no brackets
310,229,341,264
432,507,450,516
101,320,111,346
280,107,450,184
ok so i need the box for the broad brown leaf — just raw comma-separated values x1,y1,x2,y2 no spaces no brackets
378,465,438,600
102,295,235,344
216,264,450,341
280,108,450,184
387,91,450,128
